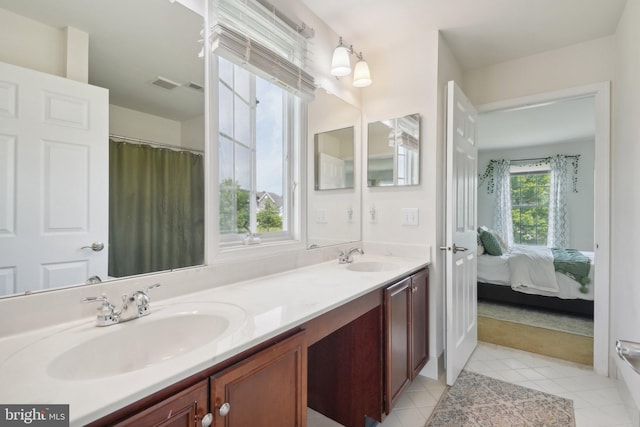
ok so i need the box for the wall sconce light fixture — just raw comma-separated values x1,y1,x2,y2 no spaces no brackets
330,37,372,88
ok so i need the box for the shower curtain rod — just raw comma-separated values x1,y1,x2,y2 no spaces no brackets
511,154,580,162
109,134,204,154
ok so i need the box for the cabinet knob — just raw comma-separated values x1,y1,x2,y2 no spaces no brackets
201,413,213,427
219,402,231,417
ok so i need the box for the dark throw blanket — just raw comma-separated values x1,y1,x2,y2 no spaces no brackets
551,248,591,293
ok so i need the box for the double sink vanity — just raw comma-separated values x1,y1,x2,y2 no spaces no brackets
0,252,429,427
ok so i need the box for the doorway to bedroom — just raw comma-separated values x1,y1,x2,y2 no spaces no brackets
474,83,610,373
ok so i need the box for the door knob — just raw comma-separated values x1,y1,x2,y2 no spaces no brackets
439,244,468,254
81,242,104,251
453,245,468,254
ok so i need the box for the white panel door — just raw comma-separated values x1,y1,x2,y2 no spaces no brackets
0,61,108,295
444,80,478,385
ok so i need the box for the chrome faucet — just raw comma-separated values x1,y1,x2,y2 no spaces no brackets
338,247,364,264
82,283,160,326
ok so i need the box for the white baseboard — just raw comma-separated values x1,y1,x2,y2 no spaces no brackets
617,366,640,427
420,351,445,380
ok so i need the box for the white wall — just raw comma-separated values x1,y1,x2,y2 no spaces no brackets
613,0,640,413
464,36,615,105
0,8,65,78
181,115,206,151
478,139,595,251
109,104,182,146
358,31,462,377
307,90,361,248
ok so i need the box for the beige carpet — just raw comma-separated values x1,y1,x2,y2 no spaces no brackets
478,316,593,365
426,371,575,426
477,300,593,337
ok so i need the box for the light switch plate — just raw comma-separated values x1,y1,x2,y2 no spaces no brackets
402,208,419,226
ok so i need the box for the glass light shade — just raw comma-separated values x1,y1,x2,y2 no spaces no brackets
331,46,352,76
352,59,372,88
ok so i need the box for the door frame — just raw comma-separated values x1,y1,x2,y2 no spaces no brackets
476,81,611,376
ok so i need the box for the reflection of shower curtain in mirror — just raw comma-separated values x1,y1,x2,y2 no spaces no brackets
109,140,205,277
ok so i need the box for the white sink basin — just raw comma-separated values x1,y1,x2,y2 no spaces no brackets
347,261,399,272
48,312,231,380
4,302,247,381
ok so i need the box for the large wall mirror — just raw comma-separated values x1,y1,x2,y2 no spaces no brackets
0,0,205,298
367,113,420,187
307,90,361,248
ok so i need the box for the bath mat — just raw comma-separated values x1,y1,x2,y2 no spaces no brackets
425,371,575,426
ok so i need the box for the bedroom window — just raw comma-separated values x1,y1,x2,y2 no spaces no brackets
510,170,550,245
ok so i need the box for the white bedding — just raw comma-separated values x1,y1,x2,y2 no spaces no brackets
477,246,594,301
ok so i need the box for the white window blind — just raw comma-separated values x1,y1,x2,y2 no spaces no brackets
210,0,315,101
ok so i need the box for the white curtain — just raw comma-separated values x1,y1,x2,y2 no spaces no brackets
548,155,569,248
492,159,514,247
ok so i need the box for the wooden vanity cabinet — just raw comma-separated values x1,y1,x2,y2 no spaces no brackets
209,331,307,427
111,379,209,427
96,331,306,427
384,268,429,412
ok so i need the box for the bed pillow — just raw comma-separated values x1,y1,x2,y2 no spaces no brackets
491,230,508,251
479,229,503,256
477,233,485,255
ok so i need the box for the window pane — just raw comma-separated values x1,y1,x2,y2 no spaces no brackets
234,65,250,102
219,83,233,137
219,57,234,86
234,95,251,145
255,78,285,233
219,136,235,234
510,171,550,245
235,144,251,191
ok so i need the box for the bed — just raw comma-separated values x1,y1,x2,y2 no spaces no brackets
477,245,595,317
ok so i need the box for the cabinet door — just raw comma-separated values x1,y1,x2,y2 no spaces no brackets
410,269,429,379
384,277,411,412
210,331,306,427
112,379,208,427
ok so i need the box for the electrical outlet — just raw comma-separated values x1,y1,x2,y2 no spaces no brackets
401,208,419,226
315,209,328,224
369,207,378,223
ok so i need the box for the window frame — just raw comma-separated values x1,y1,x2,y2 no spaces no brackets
207,55,306,262
509,164,551,246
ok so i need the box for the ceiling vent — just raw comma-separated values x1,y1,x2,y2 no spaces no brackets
185,81,204,91
151,76,181,90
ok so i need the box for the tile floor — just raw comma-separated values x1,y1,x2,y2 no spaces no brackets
308,342,634,427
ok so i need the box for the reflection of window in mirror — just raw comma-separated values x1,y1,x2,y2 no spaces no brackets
367,114,420,187
314,127,355,190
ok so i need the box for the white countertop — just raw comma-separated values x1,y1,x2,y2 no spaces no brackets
0,254,428,426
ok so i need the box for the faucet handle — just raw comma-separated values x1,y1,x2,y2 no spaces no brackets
143,283,161,293
133,283,160,316
82,294,116,324
81,294,112,306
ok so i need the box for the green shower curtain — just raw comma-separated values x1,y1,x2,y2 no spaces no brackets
108,140,205,278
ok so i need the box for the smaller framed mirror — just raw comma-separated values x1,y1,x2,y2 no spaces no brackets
367,113,420,187
314,127,355,190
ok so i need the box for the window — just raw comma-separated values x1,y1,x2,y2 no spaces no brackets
218,57,299,247
510,171,550,245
